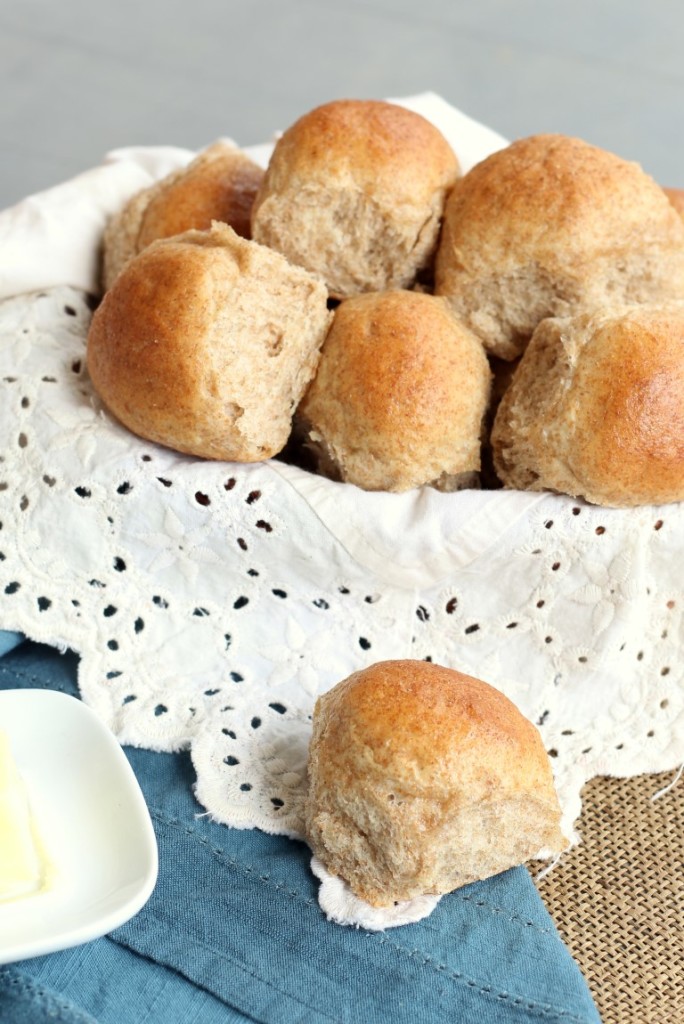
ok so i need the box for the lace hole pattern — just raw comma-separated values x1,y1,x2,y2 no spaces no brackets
0,288,683,852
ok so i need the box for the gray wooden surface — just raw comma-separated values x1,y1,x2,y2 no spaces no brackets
0,0,682,208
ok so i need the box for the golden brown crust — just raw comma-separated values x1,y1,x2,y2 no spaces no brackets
568,309,684,502
314,661,550,797
91,238,224,454
255,99,458,200
491,303,684,506
664,186,684,219
298,291,491,492
251,100,460,297
88,223,331,461
137,143,263,247
102,143,264,290
435,134,684,359
306,660,566,906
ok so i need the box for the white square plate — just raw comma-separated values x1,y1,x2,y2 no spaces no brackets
0,688,158,964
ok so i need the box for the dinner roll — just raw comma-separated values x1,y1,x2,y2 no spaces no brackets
305,660,566,907
88,222,332,461
103,142,264,289
251,99,460,298
491,302,684,507
435,134,684,360
297,290,491,492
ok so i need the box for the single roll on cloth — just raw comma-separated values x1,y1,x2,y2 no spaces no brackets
102,142,264,290
435,134,684,360
297,290,491,492
491,302,684,507
87,222,332,462
305,660,566,908
251,99,460,298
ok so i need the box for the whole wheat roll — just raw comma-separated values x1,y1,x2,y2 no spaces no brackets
305,660,566,907
435,134,684,360
251,99,460,298
491,302,684,507
297,290,491,493
88,223,332,462
102,142,264,290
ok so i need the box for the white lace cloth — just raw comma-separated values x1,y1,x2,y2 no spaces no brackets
1,96,682,930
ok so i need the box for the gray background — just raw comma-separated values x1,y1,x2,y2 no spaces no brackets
1,0,683,208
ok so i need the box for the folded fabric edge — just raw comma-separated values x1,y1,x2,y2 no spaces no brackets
310,856,441,929
269,460,545,588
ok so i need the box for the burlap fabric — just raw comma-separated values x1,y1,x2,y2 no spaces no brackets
534,771,684,1024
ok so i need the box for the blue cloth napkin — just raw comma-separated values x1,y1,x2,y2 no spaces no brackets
0,635,601,1023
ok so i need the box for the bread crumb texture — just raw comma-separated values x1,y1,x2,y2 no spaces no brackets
435,134,684,360
251,99,460,297
491,302,684,507
305,660,566,907
88,223,332,461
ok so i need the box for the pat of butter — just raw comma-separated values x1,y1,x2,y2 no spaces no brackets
0,730,44,901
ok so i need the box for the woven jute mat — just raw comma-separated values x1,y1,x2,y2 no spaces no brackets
532,771,684,1024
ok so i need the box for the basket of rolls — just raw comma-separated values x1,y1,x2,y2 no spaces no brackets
89,97,684,508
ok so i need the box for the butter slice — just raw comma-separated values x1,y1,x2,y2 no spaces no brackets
0,730,43,901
